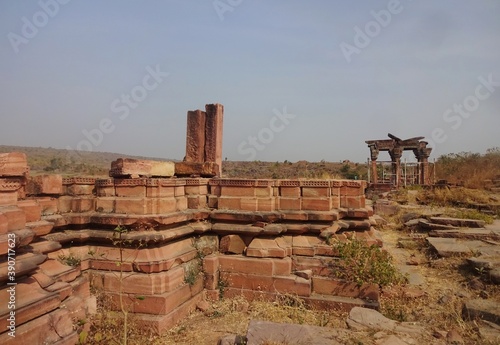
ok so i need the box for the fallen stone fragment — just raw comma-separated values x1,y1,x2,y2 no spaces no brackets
463,299,500,325
430,217,485,228
419,220,459,230
347,307,424,334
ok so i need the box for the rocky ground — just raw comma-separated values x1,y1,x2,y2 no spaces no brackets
94,193,500,345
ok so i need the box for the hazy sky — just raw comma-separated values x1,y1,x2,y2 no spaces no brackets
1,1,499,163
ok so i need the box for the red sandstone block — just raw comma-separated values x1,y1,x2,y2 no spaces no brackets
39,259,80,282
220,272,311,297
110,158,175,178
174,186,185,197
27,175,63,195
0,277,60,332
147,184,166,197
0,206,26,230
187,195,207,209
209,185,221,196
280,186,301,198
111,279,203,315
0,191,17,206
57,196,72,213
103,266,185,295
185,184,208,195
218,196,241,210
176,196,188,211
0,308,75,345
0,213,7,235
331,195,341,209
95,197,115,213
346,208,370,219
301,198,332,211
208,195,218,208
133,291,204,335
278,197,301,210
205,289,220,302
220,235,246,254
36,197,58,215
157,197,177,213
302,187,331,197
66,183,95,196
26,220,54,237
114,197,152,214
240,198,258,212
312,277,379,301
115,184,147,197
204,272,219,290
17,200,41,222
0,152,29,176
257,197,276,212
292,256,335,276
203,254,219,275
218,255,292,276
246,238,287,258
73,196,95,213
344,196,366,209
95,179,115,197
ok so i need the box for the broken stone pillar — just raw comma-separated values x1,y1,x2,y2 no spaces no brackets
185,110,206,163
205,103,224,176
178,104,224,177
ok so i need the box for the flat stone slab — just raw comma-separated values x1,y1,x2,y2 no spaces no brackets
426,237,471,257
347,307,424,334
246,320,350,345
463,299,500,325
110,158,175,177
429,228,500,241
430,217,486,228
419,220,458,230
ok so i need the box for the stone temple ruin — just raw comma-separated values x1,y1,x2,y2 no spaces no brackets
366,134,433,189
1,104,382,343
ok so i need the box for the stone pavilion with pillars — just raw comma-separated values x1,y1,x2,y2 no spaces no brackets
366,133,432,189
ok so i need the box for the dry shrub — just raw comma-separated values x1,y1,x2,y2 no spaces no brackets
417,187,491,206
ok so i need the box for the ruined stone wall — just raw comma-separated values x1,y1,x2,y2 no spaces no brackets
1,154,381,338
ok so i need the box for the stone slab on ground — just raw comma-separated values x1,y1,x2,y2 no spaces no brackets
429,217,486,228
426,237,471,257
347,307,425,334
428,228,500,241
245,320,350,345
463,299,500,325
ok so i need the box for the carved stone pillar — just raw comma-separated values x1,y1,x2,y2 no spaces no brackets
369,144,379,184
389,147,402,188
